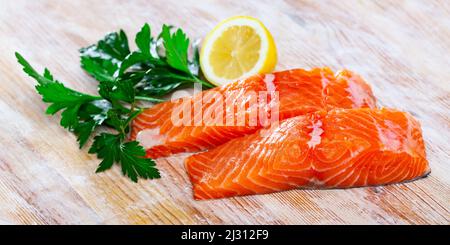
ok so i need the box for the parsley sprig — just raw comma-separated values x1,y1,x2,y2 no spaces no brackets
15,23,214,182
16,52,160,182
80,23,213,99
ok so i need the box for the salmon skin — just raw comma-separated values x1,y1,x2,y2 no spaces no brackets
131,68,376,158
186,108,429,200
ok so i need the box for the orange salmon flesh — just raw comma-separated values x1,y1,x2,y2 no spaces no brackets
131,68,376,158
186,108,429,200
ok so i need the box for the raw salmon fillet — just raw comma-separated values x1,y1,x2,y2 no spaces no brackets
131,68,376,158
186,108,429,200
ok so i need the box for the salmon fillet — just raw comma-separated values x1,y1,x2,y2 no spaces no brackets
186,108,429,200
131,68,376,158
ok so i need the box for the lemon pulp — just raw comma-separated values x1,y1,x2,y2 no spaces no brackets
209,26,262,80
200,16,277,86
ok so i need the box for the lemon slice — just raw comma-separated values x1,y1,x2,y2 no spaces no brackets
200,16,277,86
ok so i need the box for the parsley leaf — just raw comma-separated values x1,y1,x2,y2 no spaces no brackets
80,30,130,82
15,52,111,148
73,120,97,148
135,23,152,57
89,133,160,182
161,24,190,73
80,56,117,82
86,31,130,61
98,79,136,103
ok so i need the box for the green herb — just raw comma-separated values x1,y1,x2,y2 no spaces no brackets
161,25,190,73
16,23,215,182
80,31,130,82
80,23,214,100
16,53,105,147
15,52,160,182
90,133,158,182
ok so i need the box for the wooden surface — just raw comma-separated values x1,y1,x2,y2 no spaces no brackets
0,0,449,225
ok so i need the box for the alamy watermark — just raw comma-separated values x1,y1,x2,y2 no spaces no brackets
169,83,280,132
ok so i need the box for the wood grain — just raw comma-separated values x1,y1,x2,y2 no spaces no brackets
0,0,449,224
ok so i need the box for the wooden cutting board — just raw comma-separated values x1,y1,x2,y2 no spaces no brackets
0,0,448,224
